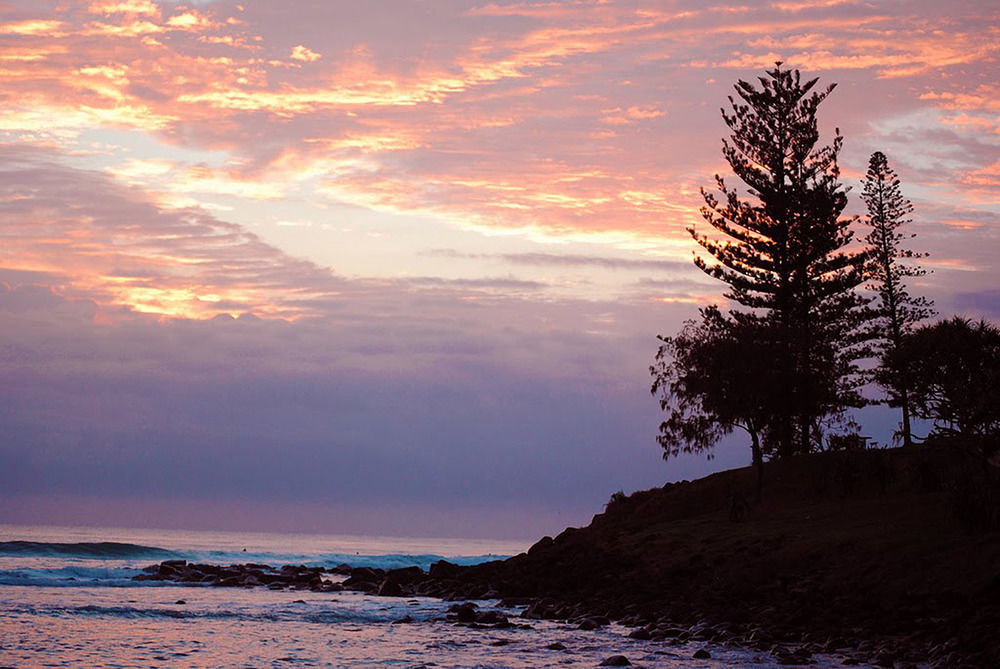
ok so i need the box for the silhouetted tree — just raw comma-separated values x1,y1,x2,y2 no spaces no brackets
689,64,869,456
862,151,934,447
884,317,1000,459
651,306,783,500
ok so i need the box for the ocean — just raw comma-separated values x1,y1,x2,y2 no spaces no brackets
0,524,847,668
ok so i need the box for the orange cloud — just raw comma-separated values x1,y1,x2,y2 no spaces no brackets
290,45,321,62
939,219,985,230
165,11,216,31
959,160,1000,189
921,84,1000,134
601,104,665,125
771,0,858,11
88,0,160,15
0,19,68,36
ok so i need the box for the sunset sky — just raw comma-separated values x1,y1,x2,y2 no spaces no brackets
2,0,998,539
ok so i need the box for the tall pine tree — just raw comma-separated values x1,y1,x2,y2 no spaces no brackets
862,151,933,447
689,64,869,456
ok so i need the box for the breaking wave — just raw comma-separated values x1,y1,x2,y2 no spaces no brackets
0,566,149,587
0,541,178,559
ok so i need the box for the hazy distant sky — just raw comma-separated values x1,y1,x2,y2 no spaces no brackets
1,0,997,539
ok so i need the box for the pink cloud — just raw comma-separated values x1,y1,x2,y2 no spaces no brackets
0,0,995,293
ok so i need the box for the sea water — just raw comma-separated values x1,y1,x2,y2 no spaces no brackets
0,525,848,668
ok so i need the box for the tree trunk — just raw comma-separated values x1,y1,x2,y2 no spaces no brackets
751,431,764,503
900,388,913,447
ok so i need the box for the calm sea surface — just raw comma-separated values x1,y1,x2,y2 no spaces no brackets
0,524,849,668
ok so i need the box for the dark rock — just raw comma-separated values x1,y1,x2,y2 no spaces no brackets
693,649,711,659
429,560,462,579
376,565,426,597
527,536,554,555
628,628,652,640
448,602,479,623
874,652,896,668
347,566,381,581
156,563,181,578
522,598,559,620
599,655,631,666
393,615,414,624
175,600,185,605
774,645,814,666
447,601,478,612
378,579,403,597
498,597,534,607
554,527,580,544
652,626,686,639
342,579,379,593
546,642,567,651
475,610,508,625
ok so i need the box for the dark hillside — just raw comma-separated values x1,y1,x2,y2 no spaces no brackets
448,446,1000,667
135,445,999,665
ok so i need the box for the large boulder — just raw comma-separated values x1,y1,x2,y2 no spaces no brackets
429,560,462,579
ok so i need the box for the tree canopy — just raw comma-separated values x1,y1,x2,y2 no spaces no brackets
687,64,869,456
651,306,784,497
884,317,1000,459
861,151,933,447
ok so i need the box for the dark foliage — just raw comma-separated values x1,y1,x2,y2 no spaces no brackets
948,458,1000,532
884,317,1000,459
687,64,870,456
651,306,783,498
861,151,934,446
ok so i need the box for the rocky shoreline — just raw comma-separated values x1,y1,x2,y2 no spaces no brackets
134,558,830,664
129,555,946,666
136,447,999,668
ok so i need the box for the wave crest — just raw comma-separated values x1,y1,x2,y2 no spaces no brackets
0,541,176,559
